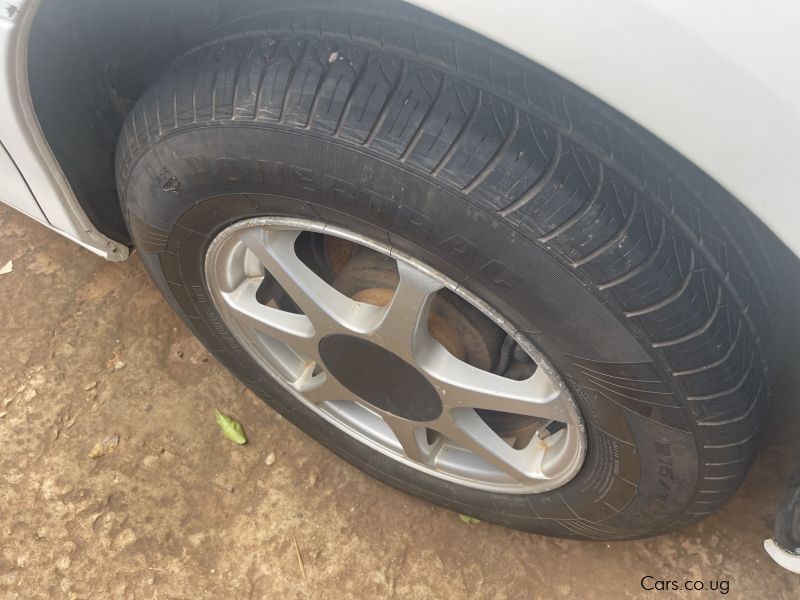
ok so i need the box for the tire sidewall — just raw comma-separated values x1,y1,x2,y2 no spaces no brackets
123,124,700,536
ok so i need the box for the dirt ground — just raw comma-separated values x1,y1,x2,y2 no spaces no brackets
0,204,798,599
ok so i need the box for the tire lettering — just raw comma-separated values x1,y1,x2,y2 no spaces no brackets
184,155,211,176
654,440,673,505
182,158,524,289
478,260,523,290
394,206,435,239
323,174,356,203
289,165,315,192
358,187,394,219
436,234,478,265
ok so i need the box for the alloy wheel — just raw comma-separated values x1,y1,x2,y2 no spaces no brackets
205,217,585,493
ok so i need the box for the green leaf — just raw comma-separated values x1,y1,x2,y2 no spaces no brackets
458,514,480,525
215,410,247,445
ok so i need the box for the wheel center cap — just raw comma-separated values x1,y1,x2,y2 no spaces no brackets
319,335,442,422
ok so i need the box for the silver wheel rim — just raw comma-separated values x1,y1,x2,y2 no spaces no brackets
204,217,586,494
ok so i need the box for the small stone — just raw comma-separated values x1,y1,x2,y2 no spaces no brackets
0,411,6,418
265,452,276,466
113,528,137,550
107,352,126,371
328,51,339,63
28,366,47,388
83,381,97,391
142,455,158,468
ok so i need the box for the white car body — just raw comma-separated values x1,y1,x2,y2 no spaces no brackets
1,0,799,262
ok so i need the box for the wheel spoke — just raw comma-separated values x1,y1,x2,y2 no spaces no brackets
382,415,432,464
432,409,543,480
371,260,443,360
219,277,319,358
420,344,566,423
238,227,380,334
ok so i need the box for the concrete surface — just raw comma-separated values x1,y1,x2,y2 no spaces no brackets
0,204,798,599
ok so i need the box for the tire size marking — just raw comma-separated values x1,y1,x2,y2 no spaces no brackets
654,440,674,506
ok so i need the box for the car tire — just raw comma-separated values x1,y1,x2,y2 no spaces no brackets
115,5,770,539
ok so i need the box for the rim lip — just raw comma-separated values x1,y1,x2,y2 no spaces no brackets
204,216,587,494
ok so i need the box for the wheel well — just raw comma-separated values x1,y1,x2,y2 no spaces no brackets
27,0,255,243
28,0,414,243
